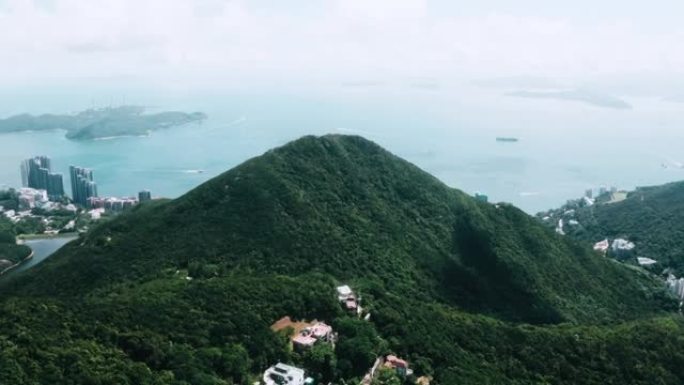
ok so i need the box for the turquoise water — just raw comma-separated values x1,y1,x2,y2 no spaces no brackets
1,90,683,213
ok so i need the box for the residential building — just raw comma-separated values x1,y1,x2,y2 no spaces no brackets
70,166,98,206
88,196,138,212
47,173,65,200
337,284,359,312
292,322,335,349
263,363,306,385
593,239,609,253
138,190,152,202
21,156,64,200
637,257,657,266
292,334,317,349
611,238,635,253
667,275,684,300
384,355,413,377
17,188,48,209
336,285,353,302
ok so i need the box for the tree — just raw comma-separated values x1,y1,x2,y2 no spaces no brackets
303,343,337,383
371,368,401,385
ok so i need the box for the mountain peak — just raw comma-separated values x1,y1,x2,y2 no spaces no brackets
6,135,674,325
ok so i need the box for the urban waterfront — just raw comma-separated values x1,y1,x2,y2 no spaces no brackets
2,92,684,214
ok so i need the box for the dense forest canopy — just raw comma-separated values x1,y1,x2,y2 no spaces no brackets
0,135,682,384
539,181,684,276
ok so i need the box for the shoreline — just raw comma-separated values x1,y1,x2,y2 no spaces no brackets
17,232,79,241
0,250,34,276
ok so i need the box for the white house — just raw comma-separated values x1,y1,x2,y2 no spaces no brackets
263,363,305,385
336,285,353,301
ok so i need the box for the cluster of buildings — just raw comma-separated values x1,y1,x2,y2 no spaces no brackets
87,196,138,212
20,156,64,200
593,238,658,266
16,187,77,212
593,238,637,257
16,155,153,214
260,285,421,385
585,186,618,200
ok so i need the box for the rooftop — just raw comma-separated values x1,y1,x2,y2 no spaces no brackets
263,363,305,385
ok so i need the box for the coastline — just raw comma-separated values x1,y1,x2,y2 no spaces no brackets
91,132,151,141
17,232,79,241
0,250,34,276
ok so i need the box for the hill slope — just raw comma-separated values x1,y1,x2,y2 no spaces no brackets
1,135,682,384
540,181,684,275
8,135,673,323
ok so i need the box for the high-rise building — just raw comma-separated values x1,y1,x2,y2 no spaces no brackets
70,166,98,206
138,190,151,202
20,160,29,187
20,156,64,200
47,173,65,200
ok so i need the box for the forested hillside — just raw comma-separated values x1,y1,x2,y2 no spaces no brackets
541,181,684,275
0,135,682,384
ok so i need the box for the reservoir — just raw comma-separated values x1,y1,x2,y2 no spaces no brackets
1,235,78,279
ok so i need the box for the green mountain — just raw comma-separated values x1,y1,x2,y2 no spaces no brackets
1,135,682,384
540,181,684,275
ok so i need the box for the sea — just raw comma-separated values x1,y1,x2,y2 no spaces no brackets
1,86,684,214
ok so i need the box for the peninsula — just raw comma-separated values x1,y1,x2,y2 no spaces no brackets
0,105,207,140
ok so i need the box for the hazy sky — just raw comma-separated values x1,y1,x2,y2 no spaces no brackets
1,0,684,94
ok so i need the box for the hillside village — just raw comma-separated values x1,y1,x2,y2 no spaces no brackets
260,285,423,385
538,187,684,303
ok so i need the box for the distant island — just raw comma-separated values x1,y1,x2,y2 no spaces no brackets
0,106,207,140
496,137,519,142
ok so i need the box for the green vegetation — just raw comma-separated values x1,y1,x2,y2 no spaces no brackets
0,216,31,270
0,189,19,211
0,135,682,384
542,182,684,275
0,106,206,140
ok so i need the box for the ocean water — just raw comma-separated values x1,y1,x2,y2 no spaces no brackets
1,88,683,213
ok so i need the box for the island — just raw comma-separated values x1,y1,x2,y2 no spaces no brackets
496,137,519,143
0,105,207,140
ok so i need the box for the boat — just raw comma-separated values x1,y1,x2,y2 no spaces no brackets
496,137,519,143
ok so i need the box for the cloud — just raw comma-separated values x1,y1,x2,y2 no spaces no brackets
472,76,565,90
0,0,683,92
506,89,632,109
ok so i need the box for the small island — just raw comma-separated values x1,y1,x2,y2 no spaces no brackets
496,137,519,143
0,105,207,140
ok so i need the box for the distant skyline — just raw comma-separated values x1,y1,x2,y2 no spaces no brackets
1,0,684,99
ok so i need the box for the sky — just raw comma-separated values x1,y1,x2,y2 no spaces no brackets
1,0,684,96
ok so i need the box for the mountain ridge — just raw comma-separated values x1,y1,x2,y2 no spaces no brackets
1,134,682,384
6,134,674,323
